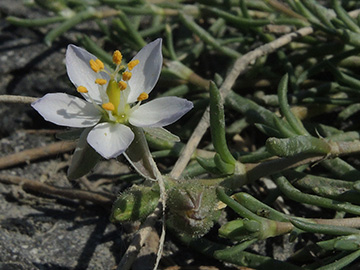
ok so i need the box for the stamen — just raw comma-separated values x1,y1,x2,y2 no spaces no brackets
118,81,127,90
89,59,105,73
96,59,104,70
137,92,149,101
128,59,139,71
122,71,132,81
77,86,88,93
95,78,107,85
102,102,115,111
89,59,100,73
113,50,122,65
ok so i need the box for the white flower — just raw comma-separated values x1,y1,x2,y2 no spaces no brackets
32,39,193,159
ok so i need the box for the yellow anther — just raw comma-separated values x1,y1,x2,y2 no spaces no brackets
122,71,132,81
137,92,149,101
102,102,115,111
89,59,100,73
95,78,107,85
95,59,104,70
118,81,127,90
77,86,88,93
112,50,122,65
89,59,104,73
128,59,139,71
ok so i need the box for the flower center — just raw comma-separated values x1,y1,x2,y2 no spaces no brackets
87,51,146,124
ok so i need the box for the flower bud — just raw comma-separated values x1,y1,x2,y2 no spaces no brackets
110,185,159,222
167,181,219,237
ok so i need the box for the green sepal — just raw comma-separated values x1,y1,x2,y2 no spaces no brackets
143,127,180,143
124,126,158,180
209,81,236,165
110,185,160,222
67,128,101,180
266,135,331,157
56,128,84,141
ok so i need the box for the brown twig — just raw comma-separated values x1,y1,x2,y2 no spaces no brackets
0,174,115,206
0,141,76,170
116,203,162,270
170,26,314,179
0,95,37,104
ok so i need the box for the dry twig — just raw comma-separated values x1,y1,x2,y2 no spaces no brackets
0,95,37,104
0,174,115,206
0,141,76,170
116,203,162,270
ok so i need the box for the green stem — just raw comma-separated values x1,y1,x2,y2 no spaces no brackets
209,82,236,165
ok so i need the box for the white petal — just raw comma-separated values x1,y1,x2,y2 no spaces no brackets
127,39,163,103
66,44,110,103
129,97,193,128
31,93,102,128
87,122,134,159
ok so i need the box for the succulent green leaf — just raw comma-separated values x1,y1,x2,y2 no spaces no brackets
266,135,331,157
214,153,235,175
218,219,258,241
209,81,236,166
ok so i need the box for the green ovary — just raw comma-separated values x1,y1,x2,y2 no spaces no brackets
115,105,130,124
106,79,121,114
105,79,131,124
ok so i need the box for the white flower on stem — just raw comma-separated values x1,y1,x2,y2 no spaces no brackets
32,39,193,159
